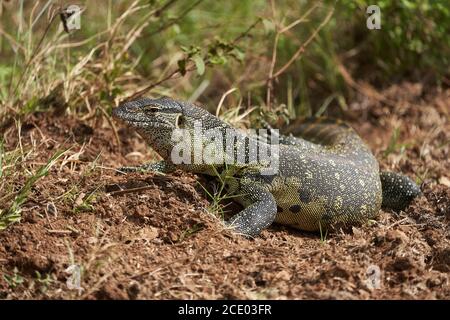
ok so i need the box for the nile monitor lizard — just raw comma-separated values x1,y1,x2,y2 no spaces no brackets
112,97,420,237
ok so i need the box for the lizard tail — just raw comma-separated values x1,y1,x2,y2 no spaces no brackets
380,171,421,211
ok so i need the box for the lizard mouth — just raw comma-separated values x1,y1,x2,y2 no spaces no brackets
122,119,174,130
112,108,172,129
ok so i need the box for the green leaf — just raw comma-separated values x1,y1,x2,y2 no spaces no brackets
209,55,227,65
193,55,205,76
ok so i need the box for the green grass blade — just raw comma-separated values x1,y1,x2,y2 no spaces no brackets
0,148,67,231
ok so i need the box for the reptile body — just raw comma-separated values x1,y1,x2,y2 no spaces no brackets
112,97,420,236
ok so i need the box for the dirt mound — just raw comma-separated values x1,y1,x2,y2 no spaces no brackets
0,82,449,299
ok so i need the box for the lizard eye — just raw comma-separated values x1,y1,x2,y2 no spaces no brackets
143,105,160,113
175,114,185,128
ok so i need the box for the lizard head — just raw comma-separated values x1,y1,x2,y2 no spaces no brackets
113,97,184,131
112,97,227,158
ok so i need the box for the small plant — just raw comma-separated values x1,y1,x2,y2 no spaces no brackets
318,221,329,244
0,149,66,231
59,185,79,205
73,187,101,214
179,223,204,242
197,163,244,220
3,267,24,288
35,271,55,293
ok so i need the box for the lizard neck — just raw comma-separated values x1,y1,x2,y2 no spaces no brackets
136,127,173,160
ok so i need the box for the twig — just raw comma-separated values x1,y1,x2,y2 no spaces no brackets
124,66,194,101
107,185,155,196
46,229,73,235
231,18,261,45
336,61,421,110
142,0,203,39
387,217,410,229
266,4,319,107
216,88,238,117
154,0,179,16
272,6,334,79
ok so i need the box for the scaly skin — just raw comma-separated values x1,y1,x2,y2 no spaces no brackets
112,97,421,237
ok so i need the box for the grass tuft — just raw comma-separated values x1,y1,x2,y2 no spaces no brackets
0,149,67,231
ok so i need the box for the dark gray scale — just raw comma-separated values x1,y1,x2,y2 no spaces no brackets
298,189,312,203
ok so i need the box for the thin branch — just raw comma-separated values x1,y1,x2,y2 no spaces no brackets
231,18,261,45
124,66,193,101
272,6,334,79
107,185,154,196
266,4,319,107
216,87,238,117
142,0,203,39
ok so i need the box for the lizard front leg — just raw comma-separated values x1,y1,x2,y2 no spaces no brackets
226,178,277,237
118,160,176,174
